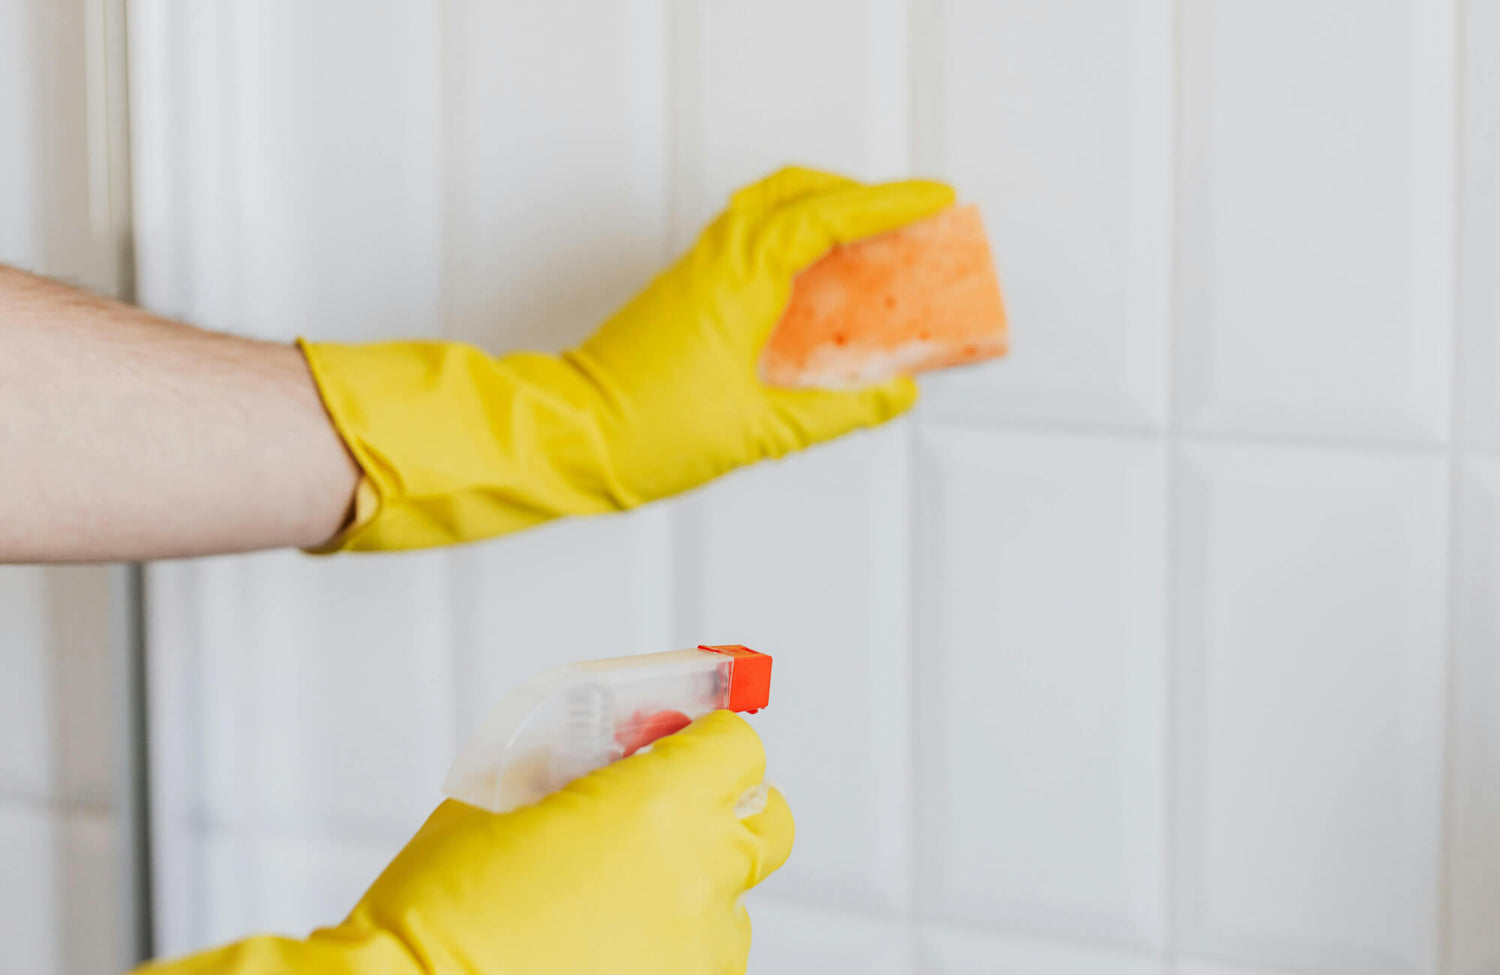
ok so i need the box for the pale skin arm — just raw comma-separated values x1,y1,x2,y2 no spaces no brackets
0,265,361,562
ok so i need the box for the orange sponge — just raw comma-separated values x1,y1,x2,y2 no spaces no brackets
760,204,1008,389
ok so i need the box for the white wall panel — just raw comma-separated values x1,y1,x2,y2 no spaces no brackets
918,429,1167,947
132,0,446,341
2,4,129,973
440,0,675,737
1449,459,1500,975
1176,444,1447,974
919,924,1165,975
0,568,115,806
131,0,683,955
1461,0,1500,445
918,0,1173,428
0,802,121,975
126,1,1489,972
146,551,454,955
1177,0,1453,443
131,0,456,955
444,0,668,352
0,0,125,292
450,510,674,738
231,0,445,343
0,0,40,265
685,430,912,913
0,568,55,799
1180,963,1304,975
746,898,912,975
197,830,395,946
149,553,453,832
687,0,909,225
680,0,918,921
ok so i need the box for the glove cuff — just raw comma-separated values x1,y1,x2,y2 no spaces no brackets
298,338,634,552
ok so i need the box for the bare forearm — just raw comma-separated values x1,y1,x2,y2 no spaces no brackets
0,265,360,562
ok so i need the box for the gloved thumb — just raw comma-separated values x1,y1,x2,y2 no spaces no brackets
765,375,919,450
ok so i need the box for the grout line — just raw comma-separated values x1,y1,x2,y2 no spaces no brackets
436,0,469,768
905,0,939,967
920,916,1168,967
104,0,153,962
1436,2,1467,973
1163,0,1186,969
656,0,688,651
919,411,1462,458
664,0,704,650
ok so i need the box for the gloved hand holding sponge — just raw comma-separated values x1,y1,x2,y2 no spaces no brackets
299,166,957,551
139,167,999,974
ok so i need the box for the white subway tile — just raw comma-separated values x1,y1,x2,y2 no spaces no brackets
919,0,1173,428
919,924,1165,975
42,568,116,807
1178,962,1302,975
1176,444,1447,973
917,428,1167,948
0,568,52,799
230,0,446,341
692,0,911,222
685,427,912,913
443,0,669,351
1177,0,1453,442
149,551,455,834
450,507,672,740
0,567,115,805
198,828,397,946
1449,458,1500,975
0,0,34,265
746,897,911,975
0,801,62,975
1460,0,1500,444
56,810,123,975
0,800,121,975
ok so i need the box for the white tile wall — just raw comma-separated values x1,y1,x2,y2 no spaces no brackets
917,429,1166,948
1449,460,1500,975
918,0,1174,429
747,898,913,975
1176,445,1448,974
1176,0,1453,444
1459,0,1500,448
687,429,914,914
126,2,1499,975
690,0,910,199
2,3,130,974
919,924,1164,975
0,801,122,975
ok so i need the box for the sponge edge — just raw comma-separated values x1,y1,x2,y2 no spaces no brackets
759,204,1008,390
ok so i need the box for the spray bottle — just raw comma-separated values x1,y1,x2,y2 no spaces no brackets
444,644,772,814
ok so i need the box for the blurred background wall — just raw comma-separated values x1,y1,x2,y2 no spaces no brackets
6,1,1500,973
1,0,132,972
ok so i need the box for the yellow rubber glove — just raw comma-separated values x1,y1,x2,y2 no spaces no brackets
301,167,954,550
135,711,791,975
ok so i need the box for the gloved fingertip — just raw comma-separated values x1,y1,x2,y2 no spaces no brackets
891,177,958,213
870,374,920,420
754,178,959,276
741,786,795,888
826,178,958,243
731,166,860,214
639,710,769,801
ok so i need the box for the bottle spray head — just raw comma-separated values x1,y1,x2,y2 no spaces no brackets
444,645,773,814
